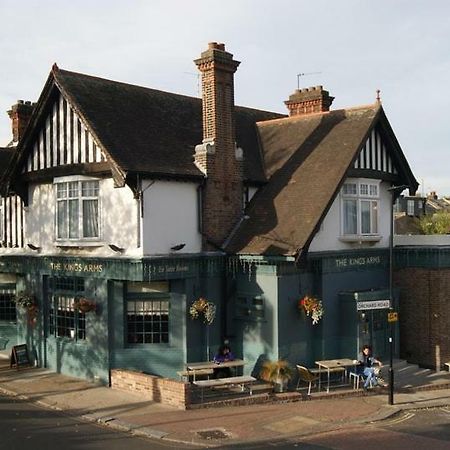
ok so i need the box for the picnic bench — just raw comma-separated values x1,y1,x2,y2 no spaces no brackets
186,359,246,381
177,368,214,381
193,375,256,402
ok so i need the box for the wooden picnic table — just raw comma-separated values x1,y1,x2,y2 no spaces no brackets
186,359,246,381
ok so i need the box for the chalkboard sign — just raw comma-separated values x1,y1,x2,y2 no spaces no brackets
10,344,31,369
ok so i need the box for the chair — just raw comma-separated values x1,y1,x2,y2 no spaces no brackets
296,365,319,395
349,371,373,390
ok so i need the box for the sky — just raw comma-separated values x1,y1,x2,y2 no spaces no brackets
1,0,449,194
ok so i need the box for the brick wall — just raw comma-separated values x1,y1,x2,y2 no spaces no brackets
394,267,450,369
110,369,191,409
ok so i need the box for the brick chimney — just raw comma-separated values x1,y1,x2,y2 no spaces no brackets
7,100,35,143
285,86,334,117
194,42,243,249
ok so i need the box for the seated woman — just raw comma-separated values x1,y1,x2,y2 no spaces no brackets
213,344,235,378
357,345,383,389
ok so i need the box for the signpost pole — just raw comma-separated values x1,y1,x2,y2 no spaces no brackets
388,187,395,405
387,184,407,406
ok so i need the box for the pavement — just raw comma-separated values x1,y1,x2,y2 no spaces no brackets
1,354,450,448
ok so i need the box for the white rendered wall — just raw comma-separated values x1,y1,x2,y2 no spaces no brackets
309,180,391,253
248,187,258,202
24,178,140,258
141,180,202,255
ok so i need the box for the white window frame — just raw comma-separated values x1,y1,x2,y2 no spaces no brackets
407,199,415,216
54,175,101,244
0,201,3,243
340,179,381,241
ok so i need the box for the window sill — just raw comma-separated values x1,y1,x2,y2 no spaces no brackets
125,343,171,348
56,241,104,248
339,235,382,243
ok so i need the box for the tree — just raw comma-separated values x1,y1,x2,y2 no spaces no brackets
418,211,450,235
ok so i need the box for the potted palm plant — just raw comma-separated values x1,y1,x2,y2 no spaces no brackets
260,359,293,393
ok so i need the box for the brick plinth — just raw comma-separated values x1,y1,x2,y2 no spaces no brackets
110,369,191,409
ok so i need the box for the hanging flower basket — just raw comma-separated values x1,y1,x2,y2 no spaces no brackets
13,292,39,326
73,297,97,313
298,295,324,325
13,292,37,309
189,297,216,325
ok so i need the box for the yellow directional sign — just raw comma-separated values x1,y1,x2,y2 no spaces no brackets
388,312,398,322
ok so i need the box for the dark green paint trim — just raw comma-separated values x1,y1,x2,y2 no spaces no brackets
0,254,228,281
395,247,450,269
310,249,389,274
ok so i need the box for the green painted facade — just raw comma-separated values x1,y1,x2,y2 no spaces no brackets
1,246,428,382
0,254,228,382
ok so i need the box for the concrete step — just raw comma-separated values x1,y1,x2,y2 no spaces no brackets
378,359,450,389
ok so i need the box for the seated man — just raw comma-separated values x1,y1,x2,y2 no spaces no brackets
213,344,235,378
357,345,383,389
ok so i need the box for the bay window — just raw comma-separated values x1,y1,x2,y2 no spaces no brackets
341,180,380,237
55,178,99,240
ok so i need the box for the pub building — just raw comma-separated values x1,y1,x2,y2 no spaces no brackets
0,43,417,383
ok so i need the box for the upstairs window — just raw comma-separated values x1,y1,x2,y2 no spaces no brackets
55,179,99,240
341,180,380,237
407,200,415,216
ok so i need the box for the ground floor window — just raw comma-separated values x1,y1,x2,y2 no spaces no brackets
235,293,265,321
48,277,86,340
126,282,170,344
0,287,16,322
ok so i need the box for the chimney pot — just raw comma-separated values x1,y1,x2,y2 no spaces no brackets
8,100,35,143
284,85,334,117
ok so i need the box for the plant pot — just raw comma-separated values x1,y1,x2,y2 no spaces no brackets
273,379,288,393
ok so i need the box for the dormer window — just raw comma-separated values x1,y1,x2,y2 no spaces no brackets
341,179,380,239
54,177,100,241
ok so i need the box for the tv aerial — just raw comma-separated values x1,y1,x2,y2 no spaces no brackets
297,72,322,89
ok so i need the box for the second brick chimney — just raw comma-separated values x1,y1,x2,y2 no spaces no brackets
285,86,334,117
194,42,243,249
7,100,35,144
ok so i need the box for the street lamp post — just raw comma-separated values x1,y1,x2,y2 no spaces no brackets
387,184,408,406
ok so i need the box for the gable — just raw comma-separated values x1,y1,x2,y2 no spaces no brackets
1,195,24,248
353,127,397,174
226,104,418,257
23,91,107,174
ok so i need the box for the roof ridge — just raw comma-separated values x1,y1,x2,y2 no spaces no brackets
55,67,203,104
55,67,283,117
256,103,380,126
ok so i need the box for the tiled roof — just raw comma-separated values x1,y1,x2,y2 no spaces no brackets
54,68,283,182
226,106,384,256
